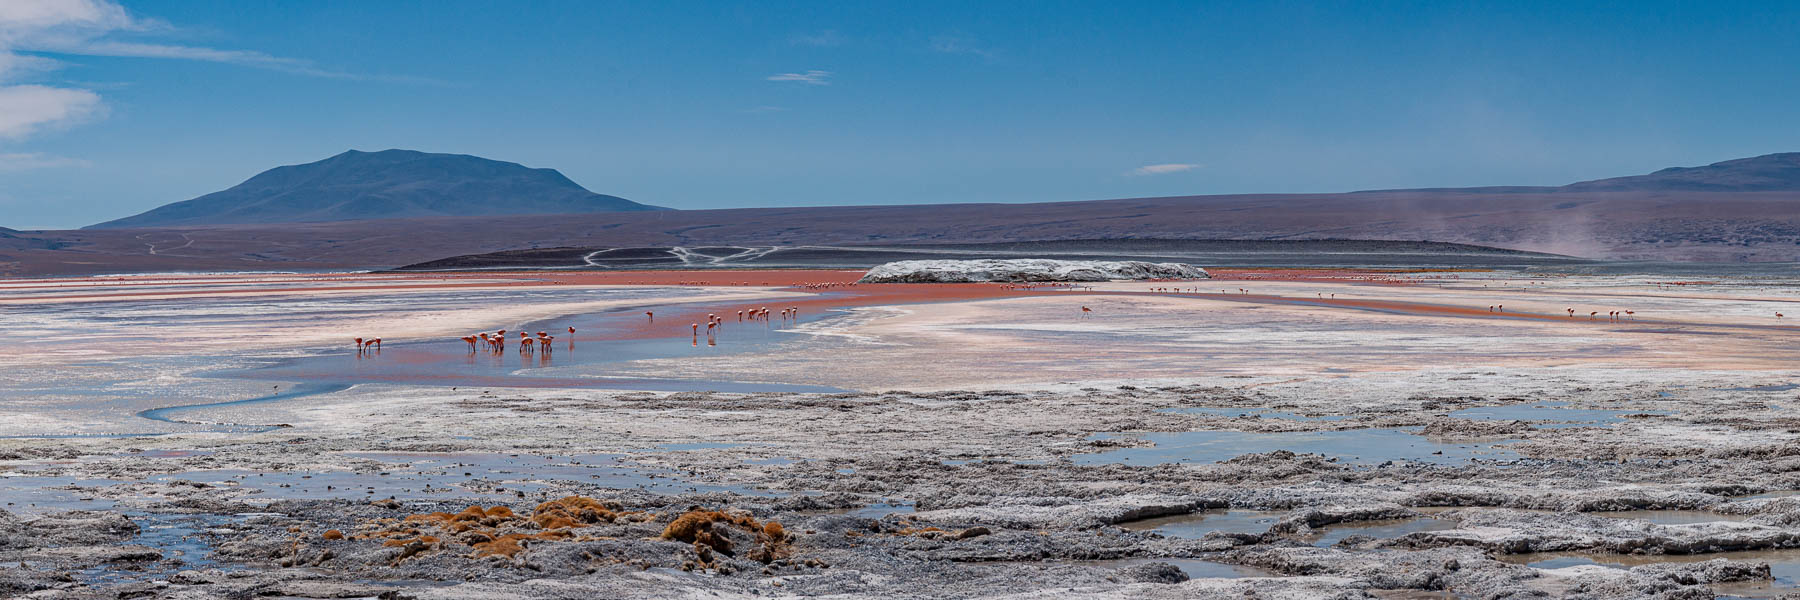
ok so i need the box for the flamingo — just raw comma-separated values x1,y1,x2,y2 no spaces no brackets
354,337,364,351
1081,306,1093,318
646,311,654,322
461,336,478,351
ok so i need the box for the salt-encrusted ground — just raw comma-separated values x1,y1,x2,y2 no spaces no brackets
5,269,1800,599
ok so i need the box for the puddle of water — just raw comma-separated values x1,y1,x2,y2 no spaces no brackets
135,382,354,433
1073,557,1279,579
1746,490,1800,500
1164,407,1354,422
6,511,244,587
1501,551,1800,596
1077,428,1520,466
1121,510,1455,547
1599,509,1754,524
1415,506,1755,526
1448,402,1667,429
851,503,915,518
0,474,125,515
1117,509,1282,537
1297,516,1457,547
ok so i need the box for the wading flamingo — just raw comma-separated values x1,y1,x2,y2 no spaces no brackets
461,336,478,351
1081,306,1093,318
646,311,654,322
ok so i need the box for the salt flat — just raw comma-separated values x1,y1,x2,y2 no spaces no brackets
4,268,1800,599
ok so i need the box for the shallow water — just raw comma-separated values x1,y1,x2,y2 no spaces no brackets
1076,428,1521,466
0,474,125,515
1501,550,1800,596
1117,509,1282,537
1447,401,1667,428
0,287,856,437
1119,510,1457,546
1074,557,1279,579
1165,407,1353,421
219,301,851,394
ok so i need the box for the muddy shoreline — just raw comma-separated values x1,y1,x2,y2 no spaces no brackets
8,370,1800,599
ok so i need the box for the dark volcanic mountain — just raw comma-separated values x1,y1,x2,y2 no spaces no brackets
14,151,1800,276
86,149,664,229
1562,152,1800,192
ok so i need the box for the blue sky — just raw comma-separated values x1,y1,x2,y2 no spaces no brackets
1,1,1797,229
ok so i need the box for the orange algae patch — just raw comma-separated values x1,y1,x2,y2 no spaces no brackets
321,529,345,540
531,496,619,529
661,509,791,564
349,496,645,563
342,497,791,566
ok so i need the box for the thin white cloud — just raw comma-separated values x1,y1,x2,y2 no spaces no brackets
930,34,998,60
0,0,435,150
0,84,102,139
790,30,844,47
0,0,433,85
766,70,831,85
1128,163,1202,176
0,151,91,171
0,0,138,33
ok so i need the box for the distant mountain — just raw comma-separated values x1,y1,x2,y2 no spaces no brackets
1561,152,1800,192
87,149,665,229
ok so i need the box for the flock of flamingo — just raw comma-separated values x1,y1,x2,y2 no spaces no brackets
452,326,577,355
346,275,1795,357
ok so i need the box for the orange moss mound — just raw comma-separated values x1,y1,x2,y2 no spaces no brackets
348,497,634,562
340,497,791,567
661,509,791,565
531,496,619,529
321,529,345,540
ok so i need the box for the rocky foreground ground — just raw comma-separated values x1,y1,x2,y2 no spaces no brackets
6,368,1800,599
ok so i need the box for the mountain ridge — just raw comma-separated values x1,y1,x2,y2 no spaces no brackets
86,149,664,229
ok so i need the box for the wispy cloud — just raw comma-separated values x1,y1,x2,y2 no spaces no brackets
0,0,434,151
1128,163,1202,176
930,33,998,61
766,70,831,85
0,84,102,139
789,30,844,47
0,151,91,171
